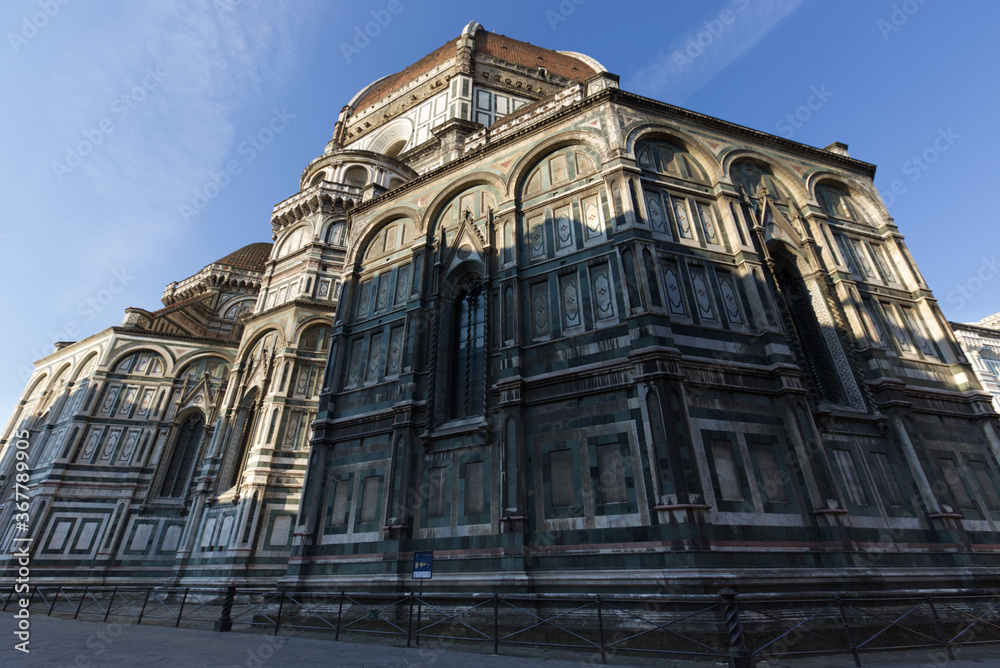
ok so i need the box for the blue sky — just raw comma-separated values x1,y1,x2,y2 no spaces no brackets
1,0,998,413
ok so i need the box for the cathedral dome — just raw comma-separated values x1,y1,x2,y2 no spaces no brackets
349,24,603,113
333,21,606,157
213,242,273,272
161,242,274,306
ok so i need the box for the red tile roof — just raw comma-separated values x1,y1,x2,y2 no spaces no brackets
475,31,596,82
353,38,457,111
214,242,273,272
350,27,597,113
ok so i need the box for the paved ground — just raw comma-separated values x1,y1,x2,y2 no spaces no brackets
3,613,1000,667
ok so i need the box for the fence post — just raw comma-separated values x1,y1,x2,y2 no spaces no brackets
407,593,415,648
719,588,753,668
175,588,189,628
47,586,61,616
927,597,955,661
835,596,862,667
214,586,235,632
103,586,117,623
493,593,500,655
335,592,345,642
274,592,285,635
137,589,152,625
596,594,607,665
74,585,88,620
415,591,423,646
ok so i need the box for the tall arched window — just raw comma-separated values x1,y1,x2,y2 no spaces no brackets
325,222,347,246
642,249,662,308
773,253,844,405
228,390,260,489
451,284,486,418
160,415,204,498
646,390,672,497
621,248,642,309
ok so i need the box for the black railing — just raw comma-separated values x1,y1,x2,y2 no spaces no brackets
4,586,1000,666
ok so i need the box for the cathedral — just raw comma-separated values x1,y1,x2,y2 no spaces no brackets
4,22,1000,596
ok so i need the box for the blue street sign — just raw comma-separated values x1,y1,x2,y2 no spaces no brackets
413,551,433,579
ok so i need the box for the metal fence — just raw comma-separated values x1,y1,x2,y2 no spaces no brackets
4,585,1000,666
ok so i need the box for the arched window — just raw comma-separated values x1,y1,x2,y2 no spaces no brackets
636,139,710,184
642,249,662,308
502,222,514,265
817,183,869,224
325,222,347,246
451,284,486,418
731,161,791,202
160,415,204,498
223,300,254,320
362,220,413,263
228,390,260,489
773,253,843,405
276,225,310,258
112,351,165,377
646,390,671,496
280,362,290,391
730,160,798,251
621,248,642,309
344,165,367,187
520,145,599,199
299,324,332,352
179,357,230,381
384,139,407,158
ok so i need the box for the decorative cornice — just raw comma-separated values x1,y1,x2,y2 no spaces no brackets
108,327,240,348
951,320,1000,337
242,298,338,324
299,149,418,191
270,182,364,231
162,264,264,306
610,89,878,178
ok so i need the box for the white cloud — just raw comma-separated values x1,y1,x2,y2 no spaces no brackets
42,0,319,271
628,0,805,103
0,1,322,415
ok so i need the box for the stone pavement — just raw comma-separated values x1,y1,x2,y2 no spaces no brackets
3,613,1000,667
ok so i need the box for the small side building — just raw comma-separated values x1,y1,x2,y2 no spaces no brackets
953,313,1000,413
